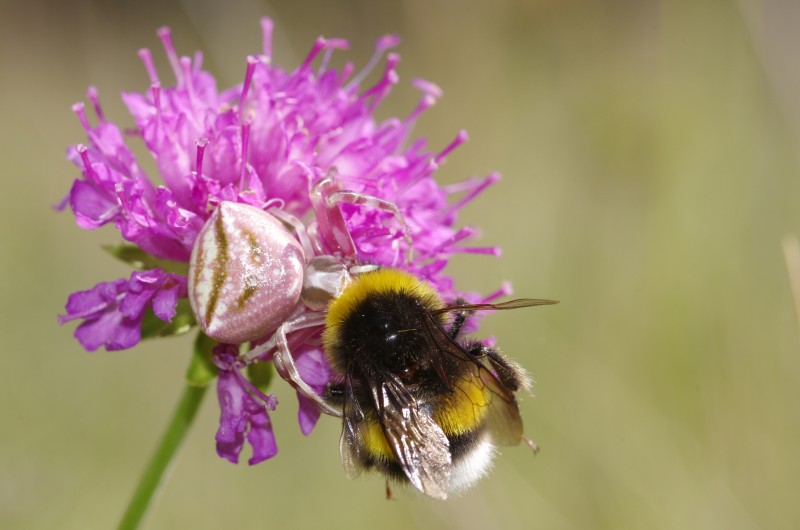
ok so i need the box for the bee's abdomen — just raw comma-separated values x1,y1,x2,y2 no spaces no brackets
360,419,485,466
363,427,494,494
360,378,494,490
432,374,492,437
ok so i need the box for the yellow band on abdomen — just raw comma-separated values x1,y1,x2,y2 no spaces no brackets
433,375,491,436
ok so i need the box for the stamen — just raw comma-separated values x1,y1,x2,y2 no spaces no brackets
412,78,443,99
301,36,328,71
376,34,401,51
192,138,211,212
137,48,160,84
261,17,274,58
195,138,208,177
72,102,90,132
318,39,348,73
361,52,400,98
239,120,252,191
345,34,400,91
193,51,204,73
405,79,442,124
150,83,162,112
240,56,258,119
481,282,513,303
86,86,105,122
443,172,501,216
77,144,99,183
319,48,334,74
180,56,195,102
156,26,182,84
435,130,468,164
327,38,349,49
233,367,278,409
299,37,347,73
339,61,355,84
360,57,399,115
430,226,478,254
443,176,480,194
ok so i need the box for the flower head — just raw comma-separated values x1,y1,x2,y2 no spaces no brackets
60,20,506,465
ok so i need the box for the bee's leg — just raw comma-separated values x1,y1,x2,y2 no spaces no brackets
448,311,468,340
467,342,539,451
385,480,394,501
258,312,343,417
325,382,346,409
446,297,472,339
465,342,532,393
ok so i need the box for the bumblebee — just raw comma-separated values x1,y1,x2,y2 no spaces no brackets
322,268,555,499
190,199,555,498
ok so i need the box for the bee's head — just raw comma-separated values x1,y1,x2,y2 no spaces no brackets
342,290,435,370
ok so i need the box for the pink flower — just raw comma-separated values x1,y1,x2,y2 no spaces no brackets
59,269,187,351
60,20,506,464
214,345,278,465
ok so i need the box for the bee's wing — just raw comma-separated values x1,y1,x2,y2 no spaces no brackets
422,311,525,447
471,359,525,447
430,298,558,316
340,372,365,479
371,372,452,499
431,342,525,447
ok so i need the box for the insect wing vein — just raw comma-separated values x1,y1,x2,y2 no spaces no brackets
373,372,451,499
340,372,365,479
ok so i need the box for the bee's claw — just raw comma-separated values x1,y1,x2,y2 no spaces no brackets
385,480,394,501
522,435,540,455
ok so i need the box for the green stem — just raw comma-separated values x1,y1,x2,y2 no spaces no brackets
118,384,208,530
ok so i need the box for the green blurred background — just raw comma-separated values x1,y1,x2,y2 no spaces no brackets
3,0,800,528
